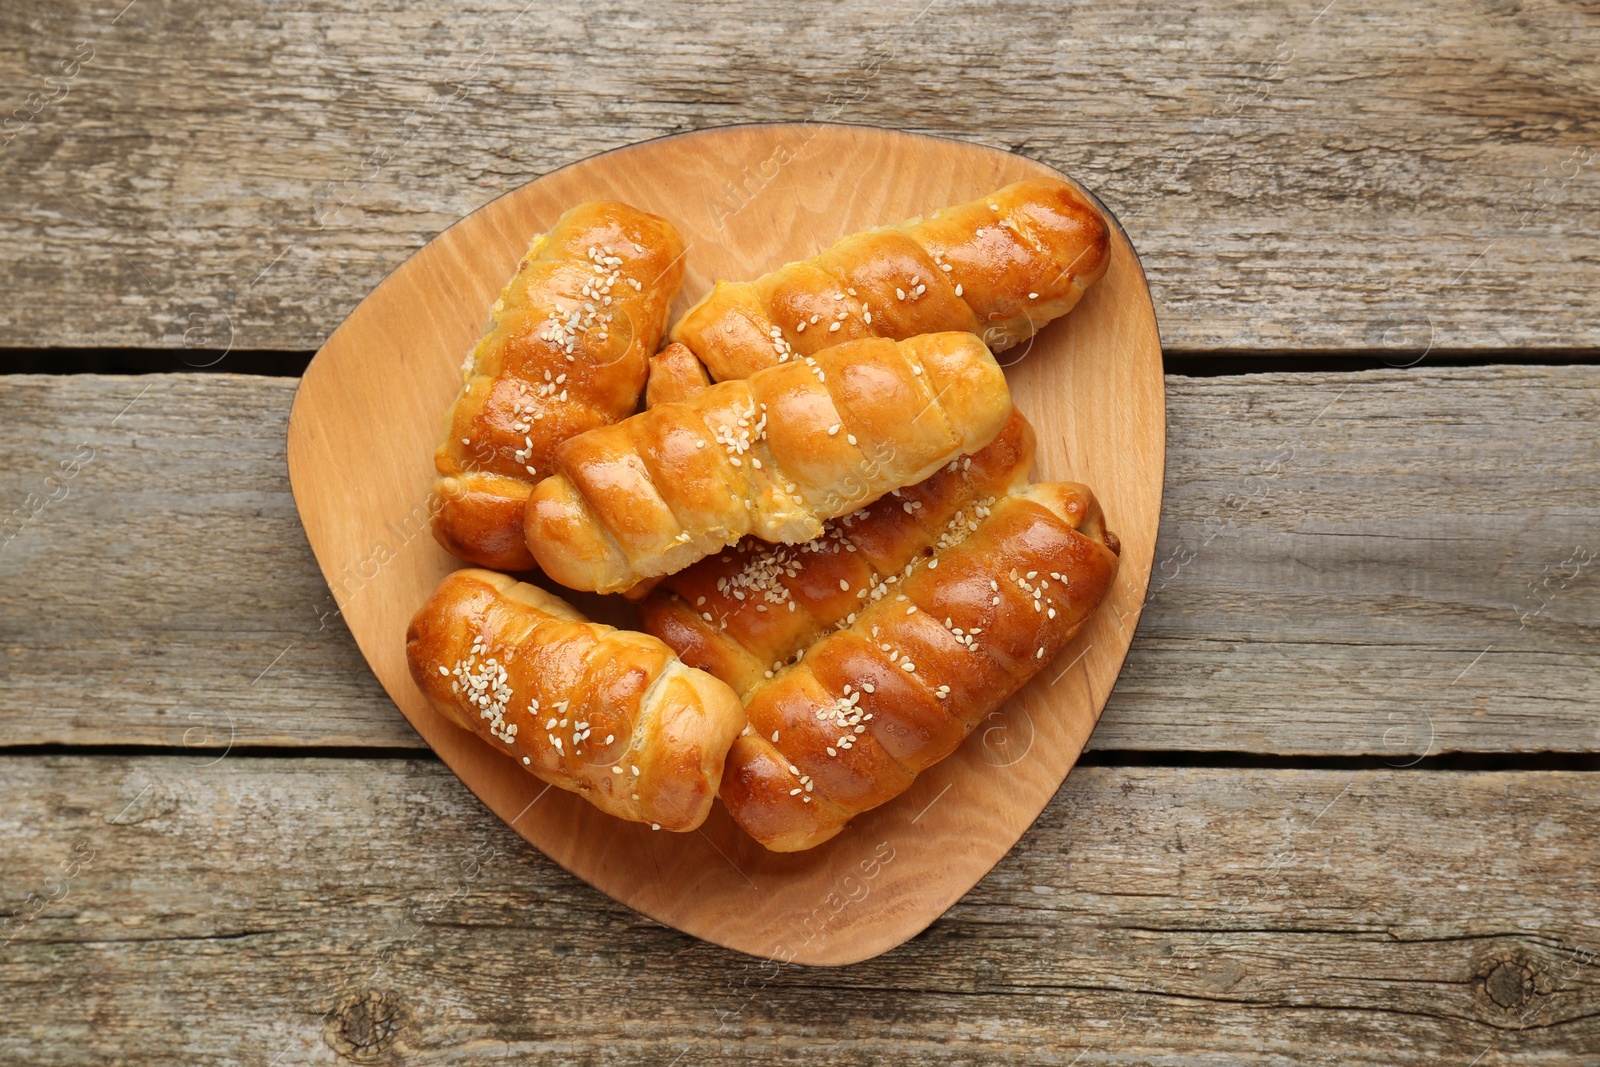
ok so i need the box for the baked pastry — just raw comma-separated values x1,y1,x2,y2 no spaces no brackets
644,341,713,408
524,332,1012,595
431,201,686,570
636,406,1037,697
406,568,745,831
670,177,1109,383
715,482,1120,851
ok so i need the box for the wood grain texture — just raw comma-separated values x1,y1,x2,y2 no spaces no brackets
284,125,1165,963
3,756,1597,1064
2,366,1595,756
1,0,1597,353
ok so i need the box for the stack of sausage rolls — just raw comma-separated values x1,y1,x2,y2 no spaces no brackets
406,179,1121,849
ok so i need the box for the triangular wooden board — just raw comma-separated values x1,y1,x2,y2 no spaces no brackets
288,124,1164,965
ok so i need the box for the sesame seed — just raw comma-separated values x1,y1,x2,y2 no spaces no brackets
631,765,640,776
901,661,916,672
828,424,840,436
829,321,841,332
438,665,449,675
1029,292,1039,299
613,766,623,774
652,823,661,830
955,284,963,296
846,433,857,445
797,321,806,332
840,579,850,591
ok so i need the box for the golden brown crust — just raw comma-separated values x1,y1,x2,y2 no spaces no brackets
430,201,686,569
671,178,1109,382
636,406,1038,698
523,332,1012,595
644,341,713,407
405,568,745,831
715,482,1121,852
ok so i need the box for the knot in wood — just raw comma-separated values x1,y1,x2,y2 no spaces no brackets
324,990,404,1061
1483,960,1535,1011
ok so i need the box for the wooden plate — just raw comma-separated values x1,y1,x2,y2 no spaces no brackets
287,124,1164,966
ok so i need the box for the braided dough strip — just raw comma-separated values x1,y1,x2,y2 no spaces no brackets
669,177,1109,384
406,568,745,831
524,332,1012,595
714,483,1120,852
432,201,685,570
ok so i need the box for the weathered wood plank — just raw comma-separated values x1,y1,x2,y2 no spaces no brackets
1,0,1596,352
1,369,1595,754
3,757,1596,1064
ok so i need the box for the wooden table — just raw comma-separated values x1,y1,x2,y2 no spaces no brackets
3,1,1597,1062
